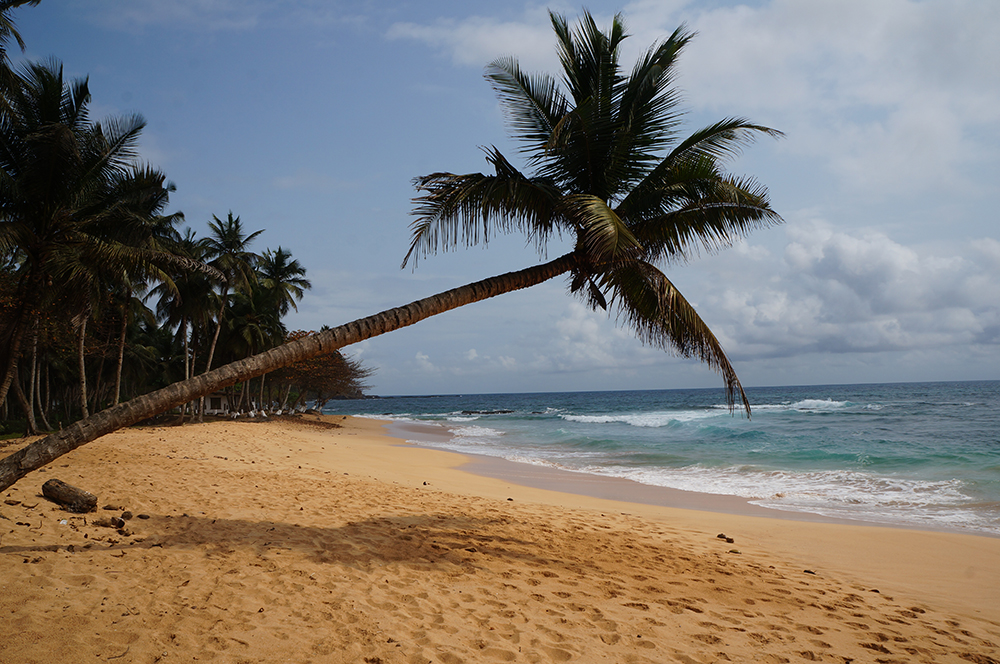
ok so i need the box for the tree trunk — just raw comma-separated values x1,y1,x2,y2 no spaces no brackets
28,322,38,427
36,357,52,431
0,254,577,492
0,279,40,409
198,287,229,422
180,318,190,421
12,366,38,436
90,328,111,414
41,478,98,513
77,314,90,419
113,288,130,405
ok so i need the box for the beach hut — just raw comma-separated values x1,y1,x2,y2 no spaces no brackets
204,392,231,416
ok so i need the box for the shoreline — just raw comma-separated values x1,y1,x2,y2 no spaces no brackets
383,416,1000,619
1,415,998,663
385,418,995,536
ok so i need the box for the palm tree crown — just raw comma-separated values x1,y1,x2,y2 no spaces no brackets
258,246,311,318
405,11,783,414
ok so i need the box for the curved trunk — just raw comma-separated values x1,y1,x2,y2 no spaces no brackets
0,253,577,492
12,364,38,436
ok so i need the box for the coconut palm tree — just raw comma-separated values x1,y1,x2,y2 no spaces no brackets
200,212,263,374
0,60,167,410
258,246,310,317
195,212,262,420
0,11,781,491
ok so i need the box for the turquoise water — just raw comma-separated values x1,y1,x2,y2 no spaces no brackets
323,381,1000,535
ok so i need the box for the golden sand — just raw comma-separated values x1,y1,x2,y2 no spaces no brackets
1,415,998,663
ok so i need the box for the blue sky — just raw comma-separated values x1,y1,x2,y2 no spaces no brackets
17,1,1000,396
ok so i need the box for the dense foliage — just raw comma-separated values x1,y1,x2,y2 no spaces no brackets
0,6,371,435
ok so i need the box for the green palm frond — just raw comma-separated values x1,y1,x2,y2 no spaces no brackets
600,260,749,415
665,117,784,166
604,25,692,195
486,57,568,164
629,171,782,262
562,193,640,264
404,148,563,267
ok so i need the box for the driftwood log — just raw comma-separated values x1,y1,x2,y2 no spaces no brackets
41,478,97,513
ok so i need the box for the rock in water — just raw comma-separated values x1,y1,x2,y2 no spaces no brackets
41,479,97,513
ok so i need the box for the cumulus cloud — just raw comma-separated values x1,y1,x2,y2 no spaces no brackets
388,1,999,200
704,221,1000,359
668,0,1000,197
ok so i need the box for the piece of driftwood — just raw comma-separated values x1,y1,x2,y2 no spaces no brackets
41,478,97,513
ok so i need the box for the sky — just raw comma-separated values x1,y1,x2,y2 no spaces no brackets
16,0,1000,396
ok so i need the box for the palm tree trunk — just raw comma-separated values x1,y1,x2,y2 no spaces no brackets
11,365,37,436
77,314,90,419
36,357,52,431
28,322,38,427
180,318,190,422
0,281,39,409
0,253,577,491
113,288,130,405
198,287,229,422
90,328,111,414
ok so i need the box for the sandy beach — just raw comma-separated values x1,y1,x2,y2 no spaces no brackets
1,415,998,663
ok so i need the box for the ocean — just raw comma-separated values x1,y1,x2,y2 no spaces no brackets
322,381,1000,536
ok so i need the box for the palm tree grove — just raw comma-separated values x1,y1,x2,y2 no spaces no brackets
0,8,780,491
0,5,372,445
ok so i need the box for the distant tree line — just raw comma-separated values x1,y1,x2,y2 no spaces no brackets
0,3,372,435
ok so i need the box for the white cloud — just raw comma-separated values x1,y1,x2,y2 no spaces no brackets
702,220,1000,359
667,0,1000,197
390,1,1000,200
82,0,270,31
414,351,437,373
386,7,560,72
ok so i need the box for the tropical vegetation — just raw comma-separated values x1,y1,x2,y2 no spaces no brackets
1,9,781,492
0,6,367,437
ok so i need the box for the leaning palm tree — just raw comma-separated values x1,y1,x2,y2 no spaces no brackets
0,11,781,491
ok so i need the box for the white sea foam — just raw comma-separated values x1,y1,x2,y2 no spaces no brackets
561,409,721,427
353,413,415,422
574,463,995,532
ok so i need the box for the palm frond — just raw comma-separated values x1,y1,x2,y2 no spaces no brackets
486,56,568,164
404,148,563,267
600,260,750,415
665,117,783,166
626,166,783,261
603,25,693,196
562,193,640,264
